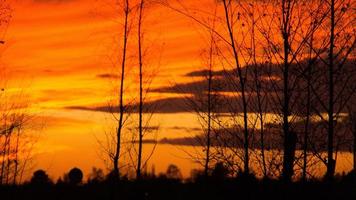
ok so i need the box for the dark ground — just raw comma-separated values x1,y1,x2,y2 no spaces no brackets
1,175,356,200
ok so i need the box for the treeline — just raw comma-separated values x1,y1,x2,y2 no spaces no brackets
1,165,356,200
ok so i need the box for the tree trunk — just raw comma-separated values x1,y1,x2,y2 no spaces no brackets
136,0,144,180
251,7,267,177
326,0,335,179
204,36,214,178
222,0,249,174
281,0,296,182
302,58,312,181
302,31,315,181
113,0,129,180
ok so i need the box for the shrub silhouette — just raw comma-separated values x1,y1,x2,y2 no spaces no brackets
166,164,182,180
190,169,205,182
30,169,52,185
211,162,229,180
68,167,83,185
87,167,105,184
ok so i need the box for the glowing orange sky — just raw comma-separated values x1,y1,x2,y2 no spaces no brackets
3,0,212,106
0,0,213,179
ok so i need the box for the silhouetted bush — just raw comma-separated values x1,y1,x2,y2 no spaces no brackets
67,167,83,185
342,170,356,183
30,170,52,186
189,169,205,182
211,162,229,181
235,171,257,184
87,167,105,184
165,164,182,180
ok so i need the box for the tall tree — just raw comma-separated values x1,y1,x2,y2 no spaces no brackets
325,0,336,179
240,1,269,177
136,0,144,180
161,0,251,175
221,0,250,175
204,30,215,178
113,0,130,180
280,0,295,182
258,0,322,181
309,0,355,179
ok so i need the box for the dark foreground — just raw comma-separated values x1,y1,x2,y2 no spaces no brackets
1,176,356,200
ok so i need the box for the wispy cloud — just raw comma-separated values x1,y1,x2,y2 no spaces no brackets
96,73,119,79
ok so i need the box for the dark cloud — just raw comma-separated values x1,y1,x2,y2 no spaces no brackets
151,78,236,94
65,93,280,114
127,126,159,132
154,63,283,95
66,97,192,113
154,118,353,151
67,59,355,114
151,76,278,94
185,69,226,77
96,73,119,79
155,126,281,148
168,126,201,132
184,63,280,78
155,59,356,102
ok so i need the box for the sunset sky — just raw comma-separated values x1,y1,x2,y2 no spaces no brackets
1,0,215,179
1,0,354,181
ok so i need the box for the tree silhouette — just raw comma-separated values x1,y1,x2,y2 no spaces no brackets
68,168,83,185
136,0,145,180
30,170,52,185
324,0,355,179
166,164,182,180
113,0,130,181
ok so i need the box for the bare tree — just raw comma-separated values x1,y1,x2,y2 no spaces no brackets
0,0,39,185
204,30,215,178
0,85,40,185
136,0,145,180
113,0,130,180
95,0,160,181
325,0,337,179
294,0,329,180
279,0,296,182
184,24,220,178
161,0,251,175
302,0,355,179
221,0,250,174
237,1,270,177
135,0,160,180
255,0,331,181
324,0,355,179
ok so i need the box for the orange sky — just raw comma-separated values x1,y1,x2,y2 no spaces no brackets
3,0,212,106
0,0,213,180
